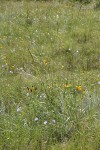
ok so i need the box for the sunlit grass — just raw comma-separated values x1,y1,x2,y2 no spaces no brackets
0,0,100,150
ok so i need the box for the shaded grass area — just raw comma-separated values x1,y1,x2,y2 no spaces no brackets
0,1,100,150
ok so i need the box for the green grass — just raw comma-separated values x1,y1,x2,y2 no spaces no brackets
0,1,100,150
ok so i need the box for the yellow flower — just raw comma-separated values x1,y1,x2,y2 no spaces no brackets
76,86,82,91
44,59,48,65
76,85,86,94
11,65,15,68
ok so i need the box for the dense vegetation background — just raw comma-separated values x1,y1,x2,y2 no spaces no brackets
0,0,100,149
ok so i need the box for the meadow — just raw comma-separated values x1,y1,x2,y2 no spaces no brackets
0,0,100,150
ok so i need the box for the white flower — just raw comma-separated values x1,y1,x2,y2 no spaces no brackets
52,119,56,124
44,121,48,125
34,117,39,122
9,70,13,74
40,93,47,100
1,65,5,68
56,14,59,19
23,119,28,126
97,81,100,85
26,93,30,97
17,107,21,112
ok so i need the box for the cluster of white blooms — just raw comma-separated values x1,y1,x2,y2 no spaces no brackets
34,117,56,125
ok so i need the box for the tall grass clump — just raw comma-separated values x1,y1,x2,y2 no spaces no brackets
0,0,100,149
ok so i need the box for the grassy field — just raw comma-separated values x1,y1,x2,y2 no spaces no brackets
0,0,100,150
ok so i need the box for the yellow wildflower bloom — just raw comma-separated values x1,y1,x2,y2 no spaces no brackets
44,59,48,65
11,65,15,68
76,86,83,91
